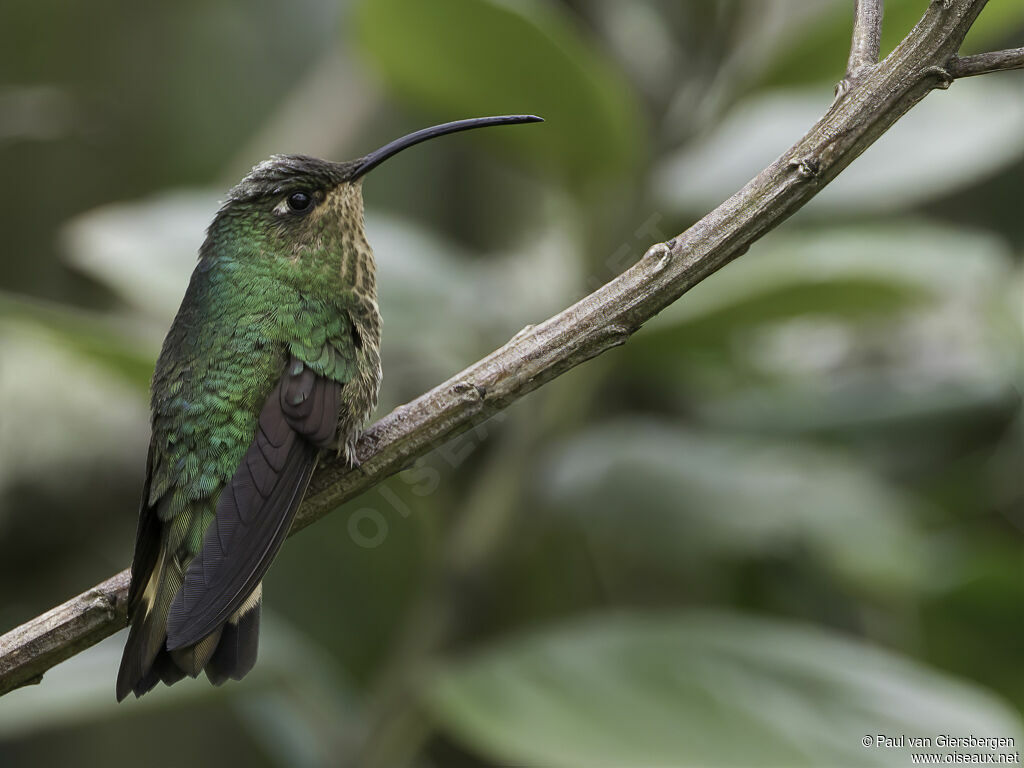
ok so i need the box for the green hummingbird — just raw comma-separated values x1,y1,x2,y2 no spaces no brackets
116,114,542,701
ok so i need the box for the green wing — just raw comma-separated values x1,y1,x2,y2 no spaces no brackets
165,357,339,648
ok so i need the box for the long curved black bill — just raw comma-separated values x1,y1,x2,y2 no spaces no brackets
351,114,543,179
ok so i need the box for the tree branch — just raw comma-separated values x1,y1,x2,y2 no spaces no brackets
847,0,885,77
0,0,1004,697
949,47,1024,78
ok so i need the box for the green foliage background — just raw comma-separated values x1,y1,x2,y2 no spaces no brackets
0,1,1021,766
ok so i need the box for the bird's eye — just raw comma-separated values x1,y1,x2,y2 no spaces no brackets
286,190,314,213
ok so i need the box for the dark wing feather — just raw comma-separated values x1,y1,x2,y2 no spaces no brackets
165,358,339,649
126,444,159,612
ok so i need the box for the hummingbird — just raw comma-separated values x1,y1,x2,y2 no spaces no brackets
116,114,543,700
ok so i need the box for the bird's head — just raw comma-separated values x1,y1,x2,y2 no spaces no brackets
202,115,543,284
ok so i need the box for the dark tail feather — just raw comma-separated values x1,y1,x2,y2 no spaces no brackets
117,606,184,700
116,621,148,701
205,593,261,686
156,648,187,686
130,648,184,699
118,525,185,701
116,600,167,701
170,627,223,678
117,584,261,700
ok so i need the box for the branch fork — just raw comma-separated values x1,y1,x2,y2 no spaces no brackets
846,0,885,79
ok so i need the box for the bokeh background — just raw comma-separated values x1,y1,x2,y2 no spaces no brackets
1,1,1022,766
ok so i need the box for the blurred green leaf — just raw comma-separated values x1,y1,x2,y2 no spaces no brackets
626,225,1020,435
0,311,149,511
363,211,486,396
61,191,221,326
0,291,154,389
428,612,1023,768
656,79,1024,216
540,420,932,594
639,224,1011,350
352,0,643,186
758,0,1024,88
921,538,1024,712
371,209,582,367
695,378,1020,437
363,210,581,400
